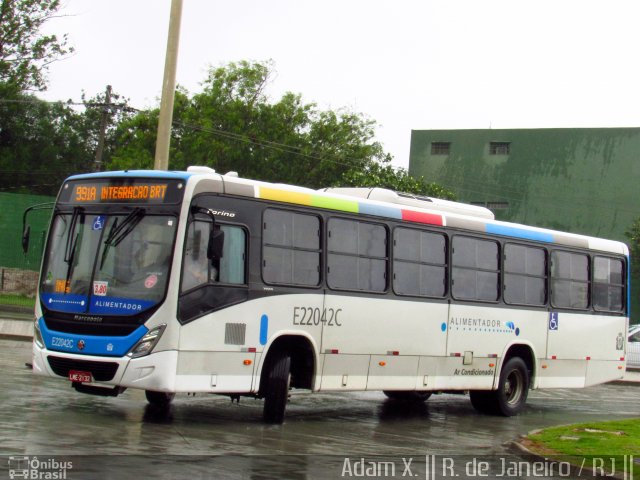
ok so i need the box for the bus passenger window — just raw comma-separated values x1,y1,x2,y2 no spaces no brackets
393,228,447,297
550,250,589,309
451,236,499,302
504,244,547,306
327,218,388,292
593,256,624,312
262,209,320,287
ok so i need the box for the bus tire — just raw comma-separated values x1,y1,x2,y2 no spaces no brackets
469,390,495,414
383,391,432,402
494,357,529,416
263,351,291,424
145,390,175,407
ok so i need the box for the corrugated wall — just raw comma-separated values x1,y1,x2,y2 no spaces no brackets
409,127,640,320
0,192,55,271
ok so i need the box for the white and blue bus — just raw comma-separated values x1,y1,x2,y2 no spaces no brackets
27,166,630,423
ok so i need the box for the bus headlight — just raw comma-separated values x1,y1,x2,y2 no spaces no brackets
127,325,166,359
34,319,44,349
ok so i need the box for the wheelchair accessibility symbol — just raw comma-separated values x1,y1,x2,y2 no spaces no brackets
93,215,105,231
548,312,559,331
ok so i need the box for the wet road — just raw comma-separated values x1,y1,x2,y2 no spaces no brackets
1,338,639,479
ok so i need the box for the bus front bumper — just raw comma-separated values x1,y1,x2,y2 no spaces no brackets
32,342,179,392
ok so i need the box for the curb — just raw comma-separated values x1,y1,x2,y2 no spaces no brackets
609,379,640,387
0,304,34,315
510,433,630,480
0,312,34,342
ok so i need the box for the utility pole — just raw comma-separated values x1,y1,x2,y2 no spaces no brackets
94,84,112,171
154,0,183,171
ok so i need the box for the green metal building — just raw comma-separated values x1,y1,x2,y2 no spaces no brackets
0,192,54,270
409,128,640,319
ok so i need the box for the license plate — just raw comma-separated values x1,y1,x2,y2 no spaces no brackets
68,370,92,383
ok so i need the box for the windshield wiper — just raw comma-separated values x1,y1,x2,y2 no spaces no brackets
64,207,82,264
100,208,145,269
64,207,83,293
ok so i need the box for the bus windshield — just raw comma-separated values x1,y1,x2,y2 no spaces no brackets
40,210,177,316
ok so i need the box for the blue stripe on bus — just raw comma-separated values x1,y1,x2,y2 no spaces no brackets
627,254,632,315
39,318,148,357
67,170,193,181
259,315,269,346
358,203,403,219
485,224,554,243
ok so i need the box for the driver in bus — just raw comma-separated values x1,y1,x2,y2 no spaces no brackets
182,257,219,291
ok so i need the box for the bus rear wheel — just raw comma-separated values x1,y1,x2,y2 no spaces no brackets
495,357,529,416
263,351,291,424
470,357,529,416
145,390,175,407
383,391,432,402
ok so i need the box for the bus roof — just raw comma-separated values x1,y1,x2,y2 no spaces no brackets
67,167,628,256
67,170,193,181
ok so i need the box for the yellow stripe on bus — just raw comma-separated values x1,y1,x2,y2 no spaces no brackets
259,187,313,206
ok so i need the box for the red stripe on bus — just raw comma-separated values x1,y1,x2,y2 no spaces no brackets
401,210,443,226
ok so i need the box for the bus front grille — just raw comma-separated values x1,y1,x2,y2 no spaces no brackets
47,356,119,382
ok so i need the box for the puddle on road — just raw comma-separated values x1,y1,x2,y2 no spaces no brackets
3,339,639,460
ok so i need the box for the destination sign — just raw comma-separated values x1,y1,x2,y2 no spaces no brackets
58,179,185,205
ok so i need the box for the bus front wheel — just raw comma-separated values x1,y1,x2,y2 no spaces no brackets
263,351,291,424
145,390,175,407
469,390,494,414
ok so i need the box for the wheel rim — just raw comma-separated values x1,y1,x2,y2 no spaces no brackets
504,369,524,405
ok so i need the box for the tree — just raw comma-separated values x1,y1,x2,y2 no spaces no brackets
341,158,456,199
109,88,188,172
110,60,455,198
0,87,91,194
0,0,82,194
0,83,136,195
0,0,73,91
625,218,640,277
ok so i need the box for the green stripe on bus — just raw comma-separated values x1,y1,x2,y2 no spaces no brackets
311,195,359,213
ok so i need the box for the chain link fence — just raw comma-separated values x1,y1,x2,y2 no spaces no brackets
0,192,54,312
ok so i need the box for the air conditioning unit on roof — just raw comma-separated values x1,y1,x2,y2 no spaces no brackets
320,187,495,220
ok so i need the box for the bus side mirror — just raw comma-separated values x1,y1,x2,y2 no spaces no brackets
21,202,55,256
22,225,31,254
207,228,224,262
191,206,224,263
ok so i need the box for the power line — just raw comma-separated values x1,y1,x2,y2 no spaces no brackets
0,97,136,112
0,95,422,187
170,120,396,173
0,183,57,192
171,120,346,166
0,96,388,172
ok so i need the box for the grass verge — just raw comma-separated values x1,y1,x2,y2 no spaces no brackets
0,294,35,309
524,419,640,476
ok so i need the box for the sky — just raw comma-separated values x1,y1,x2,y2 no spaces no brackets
40,0,640,170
